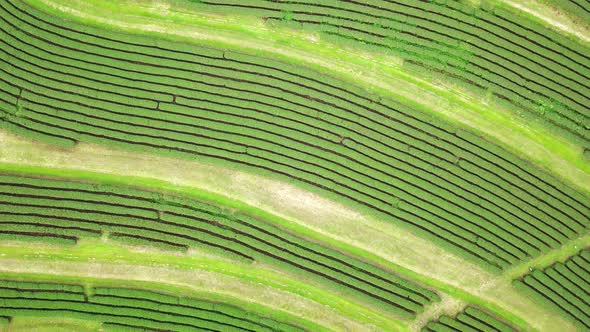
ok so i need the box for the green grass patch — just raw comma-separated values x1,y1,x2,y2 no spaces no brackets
4,316,100,332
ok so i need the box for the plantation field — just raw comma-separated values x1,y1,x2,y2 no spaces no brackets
0,0,588,331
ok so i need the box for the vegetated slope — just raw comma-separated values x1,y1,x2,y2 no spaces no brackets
0,172,440,319
185,0,590,149
422,306,517,332
0,278,305,331
513,248,590,331
0,0,588,274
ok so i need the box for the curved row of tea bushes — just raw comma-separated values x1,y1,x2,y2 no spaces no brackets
513,248,590,331
188,0,590,147
0,0,588,273
0,279,305,331
0,172,440,318
421,306,517,332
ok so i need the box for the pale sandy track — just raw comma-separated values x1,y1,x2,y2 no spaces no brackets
499,0,590,43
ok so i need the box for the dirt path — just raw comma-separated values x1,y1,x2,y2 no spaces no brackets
503,233,590,280
408,295,466,331
498,0,590,43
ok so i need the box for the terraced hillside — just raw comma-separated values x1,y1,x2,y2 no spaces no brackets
0,0,588,331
